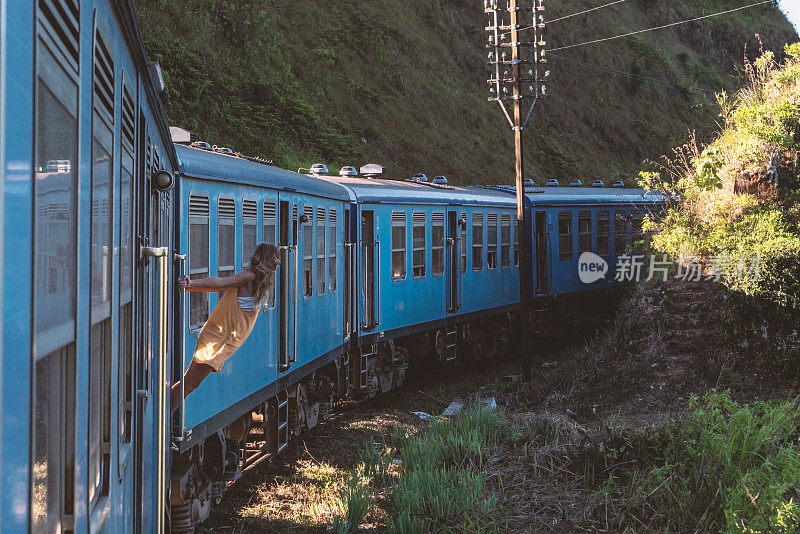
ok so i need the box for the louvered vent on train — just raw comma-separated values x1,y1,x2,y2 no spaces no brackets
329,209,337,223
189,195,210,217
263,202,277,221
93,31,114,119
412,212,425,225
39,0,80,68
316,207,325,221
219,198,235,219
432,212,445,224
243,200,257,220
122,86,135,150
487,213,498,224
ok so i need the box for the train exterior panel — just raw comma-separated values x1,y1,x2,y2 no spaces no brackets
523,187,665,298
1,0,180,532
175,145,351,447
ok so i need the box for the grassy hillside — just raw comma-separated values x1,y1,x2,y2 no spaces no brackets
136,0,796,184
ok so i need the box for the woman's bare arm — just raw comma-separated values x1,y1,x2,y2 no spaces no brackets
179,270,255,292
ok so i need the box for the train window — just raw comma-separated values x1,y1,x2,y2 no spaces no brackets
558,212,573,260
597,210,610,255
242,200,258,267
501,214,511,268
328,210,337,291
189,195,210,326
33,4,79,525
89,28,115,510
391,211,407,280
472,213,484,271
578,211,592,254
303,206,313,296
412,212,426,278
460,212,467,273
218,198,236,278
432,212,445,276
487,214,498,269
317,207,326,294
263,201,277,306
514,219,520,267
614,210,627,253
119,83,135,445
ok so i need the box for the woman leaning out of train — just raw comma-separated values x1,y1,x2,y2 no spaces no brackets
171,243,281,413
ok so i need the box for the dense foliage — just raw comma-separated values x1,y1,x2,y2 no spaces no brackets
642,44,800,309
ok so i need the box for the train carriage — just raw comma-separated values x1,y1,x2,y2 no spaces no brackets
1,0,179,532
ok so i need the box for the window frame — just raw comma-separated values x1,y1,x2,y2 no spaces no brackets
500,214,511,268
263,201,277,307
316,207,326,295
217,197,236,279
597,210,610,255
460,212,467,273
431,211,445,276
391,211,407,281
578,210,592,254
558,211,574,261
302,206,314,297
328,209,337,292
242,199,258,268
487,214,498,269
472,213,484,271
614,210,628,254
412,211,426,278
188,195,210,328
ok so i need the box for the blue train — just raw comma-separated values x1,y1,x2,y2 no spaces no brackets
0,1,663,532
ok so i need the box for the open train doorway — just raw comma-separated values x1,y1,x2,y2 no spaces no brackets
362,210,376,329
535,211,548,294
446,210,461,313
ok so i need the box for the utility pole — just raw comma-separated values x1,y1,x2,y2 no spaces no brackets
485,0,548,379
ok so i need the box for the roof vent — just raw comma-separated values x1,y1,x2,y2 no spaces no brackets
212,146,234,155
339,166,358,177
591,179,605,188
545,178,560,187
410,172,428,182
310,163,328,176
612,180,625,188
170,126,192,144
148,61,165,93
432,175,448,185
191,141,211,150
569,179,583,187
361,164,386,178
523,178,535,187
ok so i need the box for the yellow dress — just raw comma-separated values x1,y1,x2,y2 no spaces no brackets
192,285,260,372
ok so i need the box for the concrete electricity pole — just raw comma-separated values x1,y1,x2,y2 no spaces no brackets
485,0,548,378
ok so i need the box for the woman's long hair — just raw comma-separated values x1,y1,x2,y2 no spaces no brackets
249,243,281,309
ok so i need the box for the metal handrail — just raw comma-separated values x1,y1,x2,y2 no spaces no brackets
375,239,381,327
141,245,169,534
291,244,298,363
174,253,187,441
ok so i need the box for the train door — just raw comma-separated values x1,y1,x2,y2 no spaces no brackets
534,211,548,294
446,210,462,313
134,130,173,533
278,199,298,372
361,210,377,329
343,207,356,338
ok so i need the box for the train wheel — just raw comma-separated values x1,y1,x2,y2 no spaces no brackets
433,328,447,365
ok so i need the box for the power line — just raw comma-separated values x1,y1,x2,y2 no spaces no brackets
550,0,773,51
548,0,627,23
549,52,718,93
500,0,627,38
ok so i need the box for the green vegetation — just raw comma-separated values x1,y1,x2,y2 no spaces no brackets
136,0,795,183
641,44,800,309
332,401,525,533
631,392,800,532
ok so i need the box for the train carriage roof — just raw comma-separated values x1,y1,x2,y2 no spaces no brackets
321,176,518,206
175,145,350,200
484,185,665,206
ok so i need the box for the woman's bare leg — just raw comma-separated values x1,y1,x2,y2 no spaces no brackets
171,361,215,413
